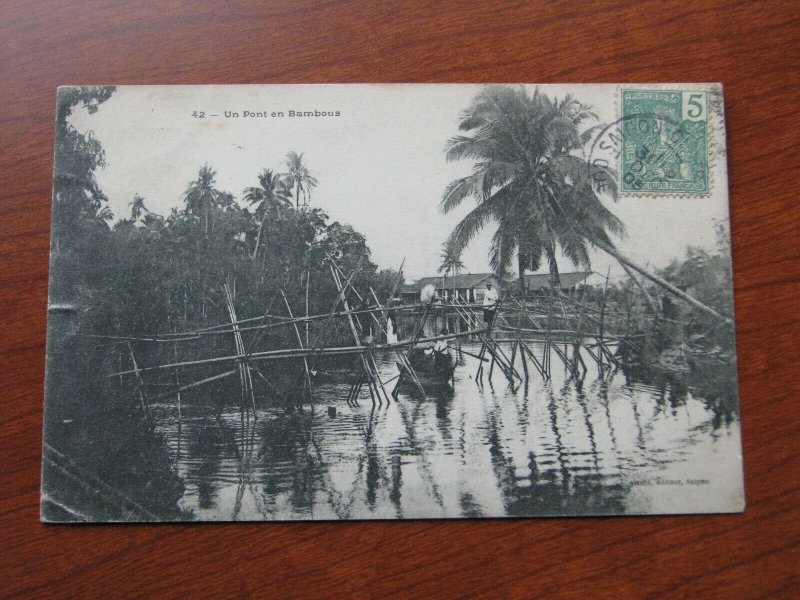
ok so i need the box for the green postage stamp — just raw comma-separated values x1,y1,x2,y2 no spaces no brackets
620,89,709,195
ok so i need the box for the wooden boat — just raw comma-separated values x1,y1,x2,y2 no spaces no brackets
397,346,456,383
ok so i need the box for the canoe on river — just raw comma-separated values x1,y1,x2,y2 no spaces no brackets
397,346,456,383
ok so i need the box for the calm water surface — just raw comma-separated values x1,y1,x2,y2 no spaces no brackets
151,342,743,520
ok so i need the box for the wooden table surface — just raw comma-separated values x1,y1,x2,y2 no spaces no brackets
2,1,798,598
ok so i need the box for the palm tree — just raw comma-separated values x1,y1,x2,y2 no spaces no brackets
441,85,624,292
438,241,465,298
243,169,292,260
283,151,318,209
94,205,114,226
183,164,221,236
129,194,147,221
441,85,730,323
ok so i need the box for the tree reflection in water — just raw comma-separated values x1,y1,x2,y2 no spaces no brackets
154,342,740,520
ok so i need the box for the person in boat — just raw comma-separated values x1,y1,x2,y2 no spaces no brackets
482,282,499,327
433,328,449,354
424,328,451,370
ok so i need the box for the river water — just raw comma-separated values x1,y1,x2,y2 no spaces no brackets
150,342,743,520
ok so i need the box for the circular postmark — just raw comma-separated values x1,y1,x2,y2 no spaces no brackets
587,109,709,196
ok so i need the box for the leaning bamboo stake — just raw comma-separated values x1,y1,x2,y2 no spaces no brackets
547,287,620,367
281,290,313,397
370,286,426,403
598,269,609,374
224,284,256,417
329,263,393,405
305,256,365,377
43,443,160,521
305,269,311,348
174,335,181,421
328,263,380,405
326,263,413,401
594,240,731,324
126,342,151,421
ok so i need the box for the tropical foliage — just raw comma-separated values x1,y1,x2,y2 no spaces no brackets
243,169,292,259
284,151,318,209
441,85,624,286
44,87,400,520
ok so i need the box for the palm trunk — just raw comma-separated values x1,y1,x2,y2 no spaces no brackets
594,240,732,324
252,213,266,260
518,252,526,293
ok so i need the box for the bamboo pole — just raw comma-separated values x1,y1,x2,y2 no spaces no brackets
126,342,151,421
224,284,256,417
328,262,388,405
594,240,732,324
394,303,433,398
109,329,489,377
43,443,160,521
85,302,492,344
281,290,313,397
174,336,181,421
369,286,421,403
305,269,310,348
452,297,519,384
332,268,392,405
598,269,609,374
305,256,364,375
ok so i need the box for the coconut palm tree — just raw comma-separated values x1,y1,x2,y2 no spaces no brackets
183,164,221,236
243,169,292,260
442,85,730,323
438,241,465,297
283,151,318,209
94,205,114,226
129,194,147,221
441,85,624,292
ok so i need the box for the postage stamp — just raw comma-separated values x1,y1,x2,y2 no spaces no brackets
620,89,709,195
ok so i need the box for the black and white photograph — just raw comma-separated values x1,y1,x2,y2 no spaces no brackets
42,83,744,522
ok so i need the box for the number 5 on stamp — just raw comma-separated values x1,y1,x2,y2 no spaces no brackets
682,91,707,122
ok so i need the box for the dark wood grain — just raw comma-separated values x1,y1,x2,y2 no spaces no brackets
1,1,799,597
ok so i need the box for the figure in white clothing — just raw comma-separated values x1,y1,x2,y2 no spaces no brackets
386,315,398,344
482,282,498,327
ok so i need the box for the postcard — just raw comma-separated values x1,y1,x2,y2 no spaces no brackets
42,84,743,521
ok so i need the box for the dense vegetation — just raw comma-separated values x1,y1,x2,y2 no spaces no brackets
611,222,739,423
43,86,400,520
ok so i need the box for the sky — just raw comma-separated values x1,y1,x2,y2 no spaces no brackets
70,84,731,281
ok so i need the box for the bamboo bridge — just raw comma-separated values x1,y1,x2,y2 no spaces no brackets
103,256,632,420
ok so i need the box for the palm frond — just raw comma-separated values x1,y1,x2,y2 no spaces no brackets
440,176,477,213
447,200,501,257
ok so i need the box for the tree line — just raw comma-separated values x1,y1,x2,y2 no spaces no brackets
51,87,399,349
44,86,403,520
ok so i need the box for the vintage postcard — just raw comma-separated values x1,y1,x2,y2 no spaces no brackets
42,84,743,522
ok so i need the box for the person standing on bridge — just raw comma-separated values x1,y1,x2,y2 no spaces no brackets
482,282,498,327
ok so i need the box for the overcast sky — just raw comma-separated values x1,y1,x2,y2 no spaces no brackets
70,84,731,281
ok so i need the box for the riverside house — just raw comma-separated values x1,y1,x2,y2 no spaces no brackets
400,271,593,304
399,271,593,336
